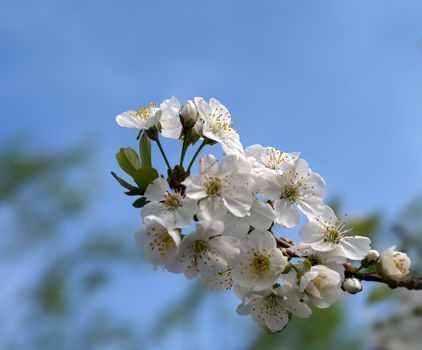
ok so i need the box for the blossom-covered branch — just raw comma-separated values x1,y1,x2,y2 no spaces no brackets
112,96,416,333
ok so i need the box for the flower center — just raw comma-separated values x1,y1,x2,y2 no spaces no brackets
266,294,284,308
192,240,209,256
163,193,183,211
262,148,284,170
393,254,408,274
324,227,342,244
210,107,234,134
307,254,322,265
205,177,222,197
280,184,300,203
130,102,158,121
149,229,174,256
313,276,326,291
251,255,270,275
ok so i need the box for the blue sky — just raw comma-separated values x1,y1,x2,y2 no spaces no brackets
1,0,422,348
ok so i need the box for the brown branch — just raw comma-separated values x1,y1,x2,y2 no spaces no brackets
358,274,422,291
275,236,422,291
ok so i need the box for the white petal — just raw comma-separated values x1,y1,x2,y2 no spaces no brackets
340,236,371,260
299,222,323,244
223,189,254,217
247,230,277,252
144,177,167,201
249,200,275,231
274,199,300,228
183,175,207,200
116,111,144,129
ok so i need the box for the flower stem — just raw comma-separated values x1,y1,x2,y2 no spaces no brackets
187,140,206,172
155,138,172,171
179,136,188,166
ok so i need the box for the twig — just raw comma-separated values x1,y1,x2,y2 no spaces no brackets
275,236,422,291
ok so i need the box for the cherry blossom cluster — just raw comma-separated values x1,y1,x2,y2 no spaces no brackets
113,97,412,333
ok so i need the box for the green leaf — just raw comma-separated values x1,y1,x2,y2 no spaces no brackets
110,171,138,191
366,285,394,304
115,148,141,177
132,197,147,208
139,132,152,168
133,167,159,193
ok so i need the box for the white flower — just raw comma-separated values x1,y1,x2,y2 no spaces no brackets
159,96,183,138
231,230,288,291
342,277,362,294
262,159,326,228
236,284,311,333
197,198,275,237
195,97,244,155
142,177,197,229
116,102,161,130
245,144,300,176
167,221,240,280
183,154,255,217
135,215,181,267
381,246,411,281
299,265,341,308
299,206,371,260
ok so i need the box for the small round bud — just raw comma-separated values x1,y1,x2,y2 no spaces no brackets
342,278,362,294
366,249,380,262
179,100,198,128
361,249,380,267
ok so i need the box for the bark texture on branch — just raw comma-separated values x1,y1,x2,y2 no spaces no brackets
360,274,422,291
275,236,422,291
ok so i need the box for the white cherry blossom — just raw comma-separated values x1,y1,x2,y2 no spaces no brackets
231,230,288,291
245,144,300,178
142,177,197,229
135,215,181,267
167,221,240,280
236,284,311,332
381,246,411,281
262,159,326,228
299,206,371,260
299,265,341,308
195,97,243,155
197,198,275,237
116,102,161,130
183,154,255,217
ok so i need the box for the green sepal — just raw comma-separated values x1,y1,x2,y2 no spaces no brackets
133,167,159,194
184,127,201,146
132,197,148,208
139,132,152,168
303,259,312,272
111,171,138,191
115,147,141,177
167,165,189,190
111,172,144,196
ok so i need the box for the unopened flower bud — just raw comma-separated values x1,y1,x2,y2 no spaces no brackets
361,249,380,267
342,278,362,294
366,249,380,262
179,100,198,128
381,246,411,281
